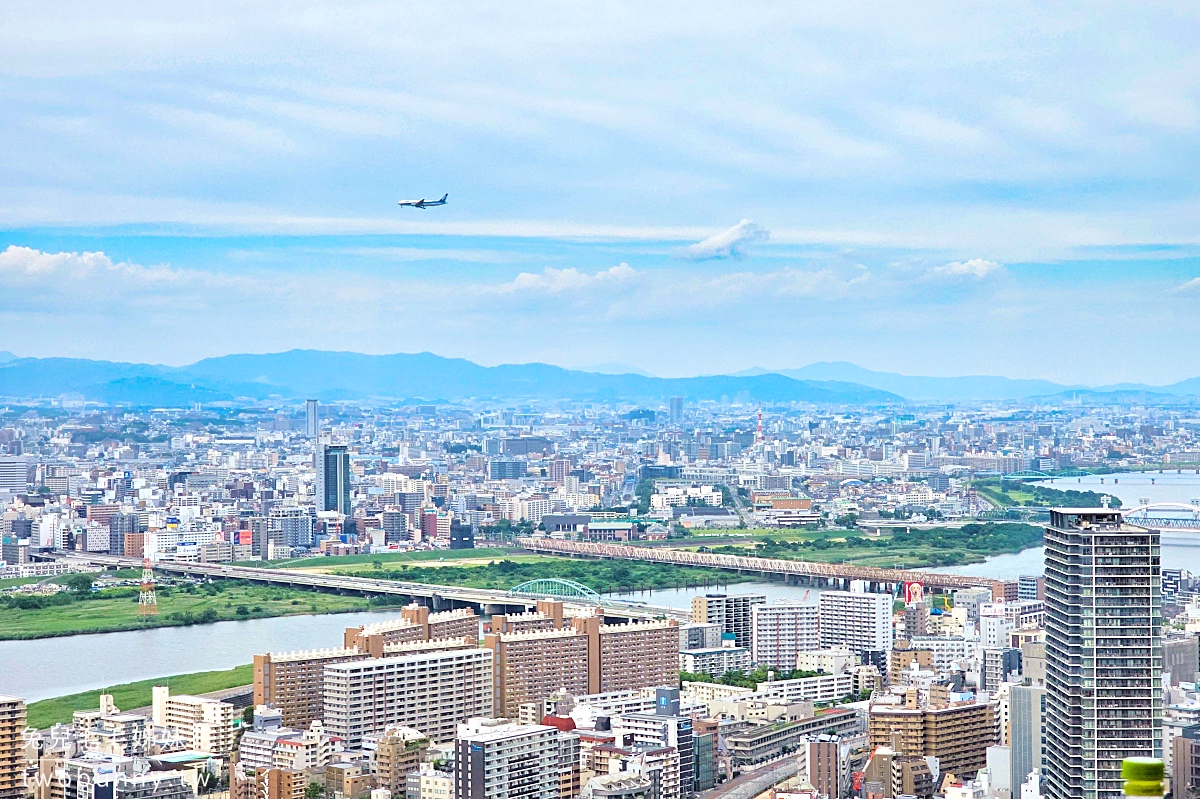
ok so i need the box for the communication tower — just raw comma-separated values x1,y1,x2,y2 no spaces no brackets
138,558,157,618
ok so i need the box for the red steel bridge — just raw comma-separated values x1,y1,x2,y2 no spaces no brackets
517,537,1001,594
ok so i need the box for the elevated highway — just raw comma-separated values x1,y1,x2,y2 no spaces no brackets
517,537,1001,594
59,553,690,622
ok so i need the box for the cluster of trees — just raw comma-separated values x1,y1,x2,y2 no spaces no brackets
680,665,820,689
345,558,739,593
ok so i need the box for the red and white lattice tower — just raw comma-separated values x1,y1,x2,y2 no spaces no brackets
138,558,157,618
755,404,763,444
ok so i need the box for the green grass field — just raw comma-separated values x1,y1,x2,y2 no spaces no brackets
26,664,253,729
0,582,370,640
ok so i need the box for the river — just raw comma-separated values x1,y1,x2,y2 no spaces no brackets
7,474,1200,703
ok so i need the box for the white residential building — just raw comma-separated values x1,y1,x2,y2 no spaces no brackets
752,596,820,667
818,590,893,654
453,719,559,799
322,640,494,747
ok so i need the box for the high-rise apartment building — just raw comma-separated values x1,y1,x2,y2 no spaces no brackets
0,696,26,799
487,616,678,716
818,591,893,655
1009,684,1045,789
1043,508,1162,799
868,699,994,779
108,512,140,557
454,719,560,799
254,647,367,727
382,508,410,542
345,605,479,654
305,400,319,438
668,397,684,425
486,629,590,719
751,596,819,667
0,458,26,493
316,441,352,514
691,594,766,649
576,617,680,695
322,639,494,746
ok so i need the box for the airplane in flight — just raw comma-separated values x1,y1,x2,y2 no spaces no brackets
397,193,448,209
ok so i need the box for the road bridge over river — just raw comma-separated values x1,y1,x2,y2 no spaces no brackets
59,553,690,622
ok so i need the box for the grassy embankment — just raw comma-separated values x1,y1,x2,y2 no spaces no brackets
971,479,1120,509
26,665,253,729
0,579,372,640
695,523,1044,569
330,556,755,594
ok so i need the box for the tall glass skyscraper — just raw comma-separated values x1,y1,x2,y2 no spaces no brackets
316,441,352,514
1043,508,1161,799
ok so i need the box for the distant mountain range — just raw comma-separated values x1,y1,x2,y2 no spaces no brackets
741,362,1200,403
0,350,902,407
5,351,1200,407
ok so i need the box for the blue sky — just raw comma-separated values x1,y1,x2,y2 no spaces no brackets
3,2,1200,383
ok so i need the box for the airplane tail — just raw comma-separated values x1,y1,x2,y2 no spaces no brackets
440,193,448,202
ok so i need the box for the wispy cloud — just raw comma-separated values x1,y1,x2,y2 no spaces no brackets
482,263,638,294
1174,277,1200,293
928,258,1004,279
681,220,769,260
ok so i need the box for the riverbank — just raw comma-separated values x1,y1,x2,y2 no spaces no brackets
334,556,759,593
0,581,372,640
691,523,1043,569
26,664,252,729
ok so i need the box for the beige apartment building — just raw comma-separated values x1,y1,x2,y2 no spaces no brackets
322,638,494,746
152,687,237,754
574,617,680,694
0,696,26,799
868,699,994,778
254,647,366,728
373,727,432,793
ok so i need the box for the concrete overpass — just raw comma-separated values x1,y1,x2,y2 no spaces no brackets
59,553,690,622
517,537,1002,595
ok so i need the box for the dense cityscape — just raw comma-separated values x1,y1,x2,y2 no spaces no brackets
0,394,1196,799
2,4,1196,799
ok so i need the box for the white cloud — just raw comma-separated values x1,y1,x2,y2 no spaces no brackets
929,258,1004,279
1174,277,1200,293
486,263,637,294
682,220,769,260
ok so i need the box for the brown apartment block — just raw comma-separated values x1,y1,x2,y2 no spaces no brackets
254,648,366,728
343,605,479,654
868,700,994,779
492,600,566,634
486,612,679,716
0,696,26,799
570,617,680,695
485,629,590,718
123,532,145,559
888,644,935,684
234,766,306,799
374,729,432,793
